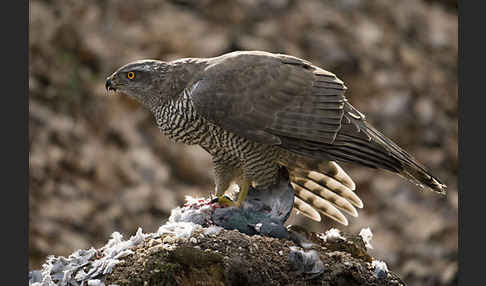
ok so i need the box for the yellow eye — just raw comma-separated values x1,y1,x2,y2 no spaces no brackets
127,72,135,80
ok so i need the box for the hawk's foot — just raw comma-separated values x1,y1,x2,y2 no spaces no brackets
211,182,250,208
210,195,241,207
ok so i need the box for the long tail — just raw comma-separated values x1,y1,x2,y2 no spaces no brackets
363,121,446,194
328,116,447,195
281,103,447,195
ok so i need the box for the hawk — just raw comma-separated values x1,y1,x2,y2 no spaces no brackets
105,51,446,225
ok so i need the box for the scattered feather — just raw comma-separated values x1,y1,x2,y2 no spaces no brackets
288,246,325,279
359,227,374,249
203,225,223,236
29,228,147,286
322,228,346,242
372,259,389,278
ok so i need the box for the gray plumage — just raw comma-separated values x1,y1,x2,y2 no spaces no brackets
106,51,446,225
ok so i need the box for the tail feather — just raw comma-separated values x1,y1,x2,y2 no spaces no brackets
340,102,446,194
285,161,362,225
290,167,362,209
317,161,356,191
292,183,349,225
293,197,327,223
291,177,358,217
280,105,447,195
362,121,447,194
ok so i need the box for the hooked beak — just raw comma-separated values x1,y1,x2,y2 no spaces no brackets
105,76,116,92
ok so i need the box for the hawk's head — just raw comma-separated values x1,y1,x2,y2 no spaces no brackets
106,59,170,111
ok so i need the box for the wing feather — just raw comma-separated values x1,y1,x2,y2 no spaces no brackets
189,51,346,146
187,51,445,193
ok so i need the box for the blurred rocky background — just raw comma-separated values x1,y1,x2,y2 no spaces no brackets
29,0,457,285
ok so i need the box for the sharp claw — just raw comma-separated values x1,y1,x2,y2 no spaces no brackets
211,195,237,207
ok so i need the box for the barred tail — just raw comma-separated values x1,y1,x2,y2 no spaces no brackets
281,111,447,195
329,120,447,195
284,160,363,225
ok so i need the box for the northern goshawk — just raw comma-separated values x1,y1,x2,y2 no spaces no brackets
105,51,446,225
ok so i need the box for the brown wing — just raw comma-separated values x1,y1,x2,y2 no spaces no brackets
189,51,445,194
190,51,346,146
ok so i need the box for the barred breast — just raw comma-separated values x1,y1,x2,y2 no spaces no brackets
155,91,209,146
154,91,281,187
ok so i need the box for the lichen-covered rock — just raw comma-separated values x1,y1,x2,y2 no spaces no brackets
31,222,406,286
106,225,406,286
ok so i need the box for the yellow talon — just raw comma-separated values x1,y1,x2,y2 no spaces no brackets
212,182,250,207
212,195,237,207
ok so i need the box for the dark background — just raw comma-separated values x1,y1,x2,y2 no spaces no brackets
29,0,457,285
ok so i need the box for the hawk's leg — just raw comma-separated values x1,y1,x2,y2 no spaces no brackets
232,158,280,206
213,175,250,207
213,157,239,195
212,158,243,206
214,172,231,197
233,179,250,207
211,148,280,208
